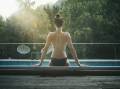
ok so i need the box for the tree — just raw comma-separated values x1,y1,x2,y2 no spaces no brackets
56,0,120,58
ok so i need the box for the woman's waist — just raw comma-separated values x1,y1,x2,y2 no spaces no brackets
50,57,68,66
51,52,67,58
51,57,67,60
50,57,67,64
51,55,67,59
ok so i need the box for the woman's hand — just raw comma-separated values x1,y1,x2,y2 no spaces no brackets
39,61,43,66
33,61,43,66
34,63,40,66
77,62,81,66
75,58,80,66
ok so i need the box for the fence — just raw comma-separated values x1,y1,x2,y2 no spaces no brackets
0,43,120,59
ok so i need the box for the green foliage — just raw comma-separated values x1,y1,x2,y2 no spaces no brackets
58,0,120,43
56,0,120,58
0,0,50,59
0,0,120,59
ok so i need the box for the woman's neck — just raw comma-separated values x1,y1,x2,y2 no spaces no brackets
56,27,62,33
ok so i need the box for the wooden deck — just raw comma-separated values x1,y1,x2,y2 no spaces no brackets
0,75,120,89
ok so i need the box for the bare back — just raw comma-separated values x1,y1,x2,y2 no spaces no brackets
40,31,80,66
49,32,68,59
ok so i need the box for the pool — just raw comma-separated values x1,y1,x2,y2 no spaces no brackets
0,59,120,76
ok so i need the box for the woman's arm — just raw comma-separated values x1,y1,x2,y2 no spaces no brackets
39,33,52,66
66,32,80,66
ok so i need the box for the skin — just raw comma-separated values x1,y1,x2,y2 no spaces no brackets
39,27,80,66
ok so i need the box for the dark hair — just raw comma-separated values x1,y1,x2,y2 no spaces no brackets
54,14,63,27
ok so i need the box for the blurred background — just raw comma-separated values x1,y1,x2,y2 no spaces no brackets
0,0,120,59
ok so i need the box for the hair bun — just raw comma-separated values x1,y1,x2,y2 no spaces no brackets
54,14,63,27
55,14,60,19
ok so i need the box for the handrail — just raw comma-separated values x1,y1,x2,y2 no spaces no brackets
0,43,120,45
0,43,45,45
0,59,120,61
0,42,119,59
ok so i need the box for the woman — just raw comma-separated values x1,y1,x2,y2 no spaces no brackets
39,14,80,66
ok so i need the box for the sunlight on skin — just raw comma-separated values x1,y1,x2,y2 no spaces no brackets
0,0,58,19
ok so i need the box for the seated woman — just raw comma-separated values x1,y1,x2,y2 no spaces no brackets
39,14,80,66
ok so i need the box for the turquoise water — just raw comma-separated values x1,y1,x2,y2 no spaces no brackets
0,59,120,67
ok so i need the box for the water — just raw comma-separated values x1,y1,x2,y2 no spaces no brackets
0,59,120,67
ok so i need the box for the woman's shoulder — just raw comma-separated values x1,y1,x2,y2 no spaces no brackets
63,32,71,41
47,32,55,39
48,32,55,35
63,32,71,37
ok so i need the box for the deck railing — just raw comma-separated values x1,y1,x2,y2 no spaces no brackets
0,43,120,59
